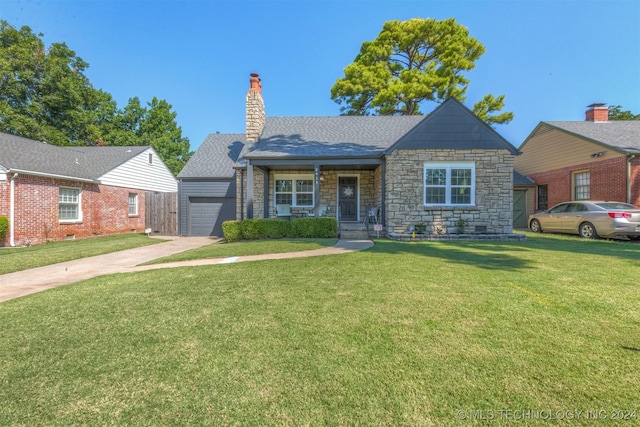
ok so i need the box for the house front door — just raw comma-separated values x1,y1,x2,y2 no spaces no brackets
338,177,358,221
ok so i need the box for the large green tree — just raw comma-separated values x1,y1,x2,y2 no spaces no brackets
0,20,191,175
608,105,640,121
330,18,514,125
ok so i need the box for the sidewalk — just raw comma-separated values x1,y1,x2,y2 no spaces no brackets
0,237,373,303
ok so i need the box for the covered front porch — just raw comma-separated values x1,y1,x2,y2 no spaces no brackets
238,159,384,225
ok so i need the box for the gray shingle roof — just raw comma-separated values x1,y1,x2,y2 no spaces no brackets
513,170,535,185
178,134,244,178
241,98,517,160
0,132,150,180
542,120,640,153
241,115,425,159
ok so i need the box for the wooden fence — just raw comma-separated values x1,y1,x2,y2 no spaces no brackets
145,192,178,236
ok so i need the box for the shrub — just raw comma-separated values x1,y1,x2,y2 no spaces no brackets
0,216,8,240
261,219,292,239
291,217,338,238
240,219,262,240
225,218,337,241
222,220,243,242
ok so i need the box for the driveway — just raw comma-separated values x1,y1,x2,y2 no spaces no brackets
0,237,373,303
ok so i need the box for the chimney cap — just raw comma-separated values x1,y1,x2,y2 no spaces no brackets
587,103,607,108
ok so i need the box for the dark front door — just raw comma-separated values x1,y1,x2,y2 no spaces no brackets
338,177,358,221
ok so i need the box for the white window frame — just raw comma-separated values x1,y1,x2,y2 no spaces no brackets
128,193,139,216
274,174,314,208
573,170,590,200
424,162,476,207
59,187,82,222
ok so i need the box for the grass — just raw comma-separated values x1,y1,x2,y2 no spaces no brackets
0,233,639,425
144,238,337,264
0,233,163,275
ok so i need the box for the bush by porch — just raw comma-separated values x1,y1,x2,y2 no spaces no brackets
223,217,338,242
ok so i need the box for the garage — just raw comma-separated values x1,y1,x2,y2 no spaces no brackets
188,197,235,237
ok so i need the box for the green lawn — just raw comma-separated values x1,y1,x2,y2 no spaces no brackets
0,234,639,425
144,238,338,265
0,233,163,275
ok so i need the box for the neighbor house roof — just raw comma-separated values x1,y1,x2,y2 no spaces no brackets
0,132,151,181
524,121,640,154
178,133,244,178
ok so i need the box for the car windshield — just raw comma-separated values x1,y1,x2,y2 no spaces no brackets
595,202,638,210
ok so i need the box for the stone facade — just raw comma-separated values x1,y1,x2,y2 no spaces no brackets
385,148,514,235
245,74,265,143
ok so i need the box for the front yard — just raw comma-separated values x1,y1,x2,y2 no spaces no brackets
0,234,638,425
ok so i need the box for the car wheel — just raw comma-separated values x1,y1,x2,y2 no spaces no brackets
530,219,542,233
579,222,598,239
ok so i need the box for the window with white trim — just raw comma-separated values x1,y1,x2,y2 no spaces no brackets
424,162,475,206
274,175,314,207
128,193,138,216
573,171,590,200
59,187,81,221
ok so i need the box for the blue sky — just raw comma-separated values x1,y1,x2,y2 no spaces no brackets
2,0,639,151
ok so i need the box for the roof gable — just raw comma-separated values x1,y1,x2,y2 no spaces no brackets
178,134,244,178
388,98,517,154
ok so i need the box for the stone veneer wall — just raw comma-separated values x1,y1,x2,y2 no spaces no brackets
385,149,514,235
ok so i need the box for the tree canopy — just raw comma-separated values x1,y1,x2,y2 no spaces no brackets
330,18,514,125
0,20,191,175
608,105,640,121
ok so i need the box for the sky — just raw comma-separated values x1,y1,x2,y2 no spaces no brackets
1,0,639,152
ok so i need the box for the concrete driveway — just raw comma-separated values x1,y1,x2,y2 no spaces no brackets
0,237,373,303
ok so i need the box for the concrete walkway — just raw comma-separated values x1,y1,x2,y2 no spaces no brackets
0,237,374,303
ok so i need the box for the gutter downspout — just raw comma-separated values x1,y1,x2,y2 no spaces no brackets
9,173,17,247
628,154,636,204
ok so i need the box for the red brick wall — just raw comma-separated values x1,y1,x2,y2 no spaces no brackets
528,157,637,209
1,174,146,246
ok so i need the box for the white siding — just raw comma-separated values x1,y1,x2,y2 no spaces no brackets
99,148,177,192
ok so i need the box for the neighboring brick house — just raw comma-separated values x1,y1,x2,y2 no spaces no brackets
515,104,640,220
0,132,177,246
181,73,521,239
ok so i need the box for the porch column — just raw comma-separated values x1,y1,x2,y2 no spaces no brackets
314,163,321,216
263,169,270,218
381,161,386,225
246,161,254,219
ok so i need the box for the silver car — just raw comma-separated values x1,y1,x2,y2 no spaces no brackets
528,201,640,239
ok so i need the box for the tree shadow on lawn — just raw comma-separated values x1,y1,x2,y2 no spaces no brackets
367,234,640,271
521,233,640,262
368,239,534,271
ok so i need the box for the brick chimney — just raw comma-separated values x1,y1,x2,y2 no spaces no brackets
246,73,265,143
585,103,608,122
